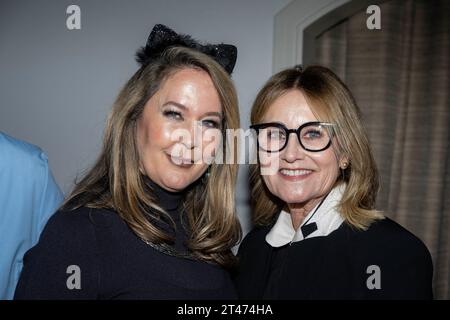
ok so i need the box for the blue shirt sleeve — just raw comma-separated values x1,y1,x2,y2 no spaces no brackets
0,132,64,299
35,152,64,239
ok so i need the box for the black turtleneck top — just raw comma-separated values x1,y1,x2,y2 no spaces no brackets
14,180,237,300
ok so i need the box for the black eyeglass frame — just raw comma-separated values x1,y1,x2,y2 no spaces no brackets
250,121,336,153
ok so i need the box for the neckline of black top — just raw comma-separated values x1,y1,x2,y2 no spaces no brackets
142,176,192,255
143,176,185,211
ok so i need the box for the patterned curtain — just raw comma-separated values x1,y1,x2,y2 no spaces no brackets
312,0,449,299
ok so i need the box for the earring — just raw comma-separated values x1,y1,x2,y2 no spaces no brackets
340,161,348,180
202,166,211,184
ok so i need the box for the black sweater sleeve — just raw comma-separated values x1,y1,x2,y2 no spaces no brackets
14,209,99,299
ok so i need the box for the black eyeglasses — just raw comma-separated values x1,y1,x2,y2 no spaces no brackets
250,121,335,153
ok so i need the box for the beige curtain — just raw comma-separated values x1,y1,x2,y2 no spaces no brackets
313,0,449,299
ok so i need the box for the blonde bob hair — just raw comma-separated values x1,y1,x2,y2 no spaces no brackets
63,47,241,268
250,65,383,230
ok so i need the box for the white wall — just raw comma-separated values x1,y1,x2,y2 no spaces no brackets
273,0,350,71
0,0,292,234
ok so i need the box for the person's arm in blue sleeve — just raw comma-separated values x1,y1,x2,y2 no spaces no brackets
35,151,64,240
0,132,64,299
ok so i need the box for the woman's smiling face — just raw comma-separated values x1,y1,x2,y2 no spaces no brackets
259,89,341,207
136,68,222,192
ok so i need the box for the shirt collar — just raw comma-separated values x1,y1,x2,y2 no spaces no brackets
265,184,346,247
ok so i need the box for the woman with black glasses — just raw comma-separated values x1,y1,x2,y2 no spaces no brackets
235,65,433,300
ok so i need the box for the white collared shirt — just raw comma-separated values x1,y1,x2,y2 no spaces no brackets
265,184,346,247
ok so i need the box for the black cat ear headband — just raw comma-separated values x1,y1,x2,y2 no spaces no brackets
135,24,237,74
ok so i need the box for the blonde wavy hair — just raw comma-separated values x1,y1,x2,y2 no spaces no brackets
63,47,241,268
250,65,383,230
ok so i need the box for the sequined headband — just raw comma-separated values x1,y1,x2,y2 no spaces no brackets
135,24,237,74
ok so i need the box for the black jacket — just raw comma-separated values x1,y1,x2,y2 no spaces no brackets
235,217,433,300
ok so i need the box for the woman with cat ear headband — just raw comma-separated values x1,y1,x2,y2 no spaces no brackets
15,24,241,300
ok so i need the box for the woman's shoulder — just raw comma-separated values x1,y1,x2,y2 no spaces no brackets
41,207,123,242
238,225,272,253
47,206,118,224
366,217,427,245
14,206,116,299
346,217,433,299
352,217,432,263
